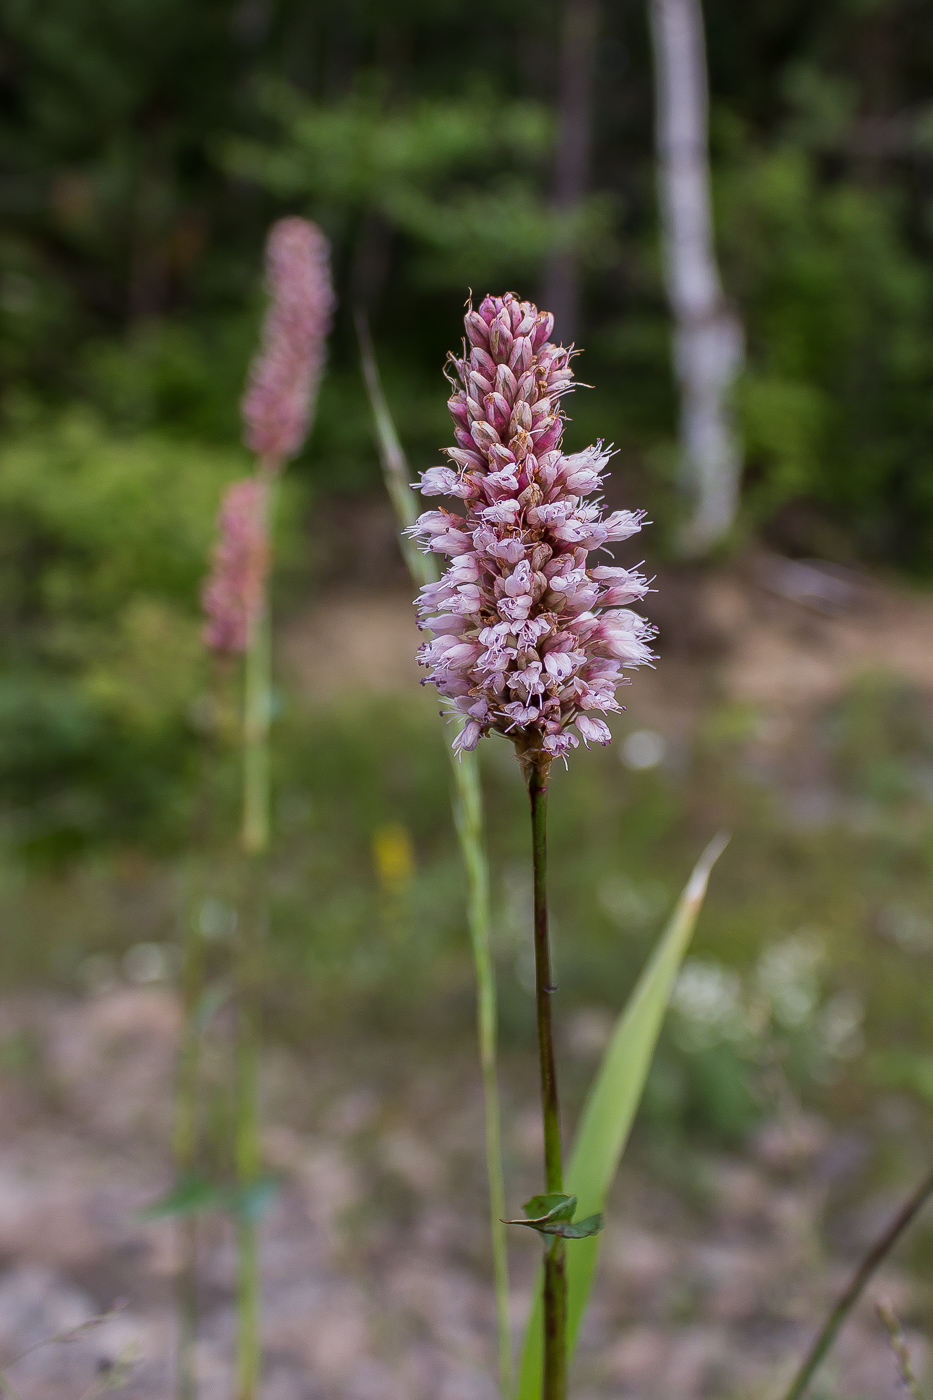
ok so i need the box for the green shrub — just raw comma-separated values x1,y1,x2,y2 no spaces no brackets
0,410,252,848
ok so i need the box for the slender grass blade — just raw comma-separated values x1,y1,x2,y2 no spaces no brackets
358,316,513,1394
515,832,729,1399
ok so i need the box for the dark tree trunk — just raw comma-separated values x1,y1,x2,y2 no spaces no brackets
541,0,599,345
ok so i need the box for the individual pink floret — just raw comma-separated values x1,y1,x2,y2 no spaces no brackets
409,292,656,761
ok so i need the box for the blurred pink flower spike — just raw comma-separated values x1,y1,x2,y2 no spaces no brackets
241,217,335,468
410,292,656,766
202,477,269,654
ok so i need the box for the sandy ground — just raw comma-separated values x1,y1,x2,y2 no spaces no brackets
0,987,923,1400
3,553,933,1398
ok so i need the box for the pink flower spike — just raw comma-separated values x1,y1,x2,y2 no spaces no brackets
202,477,269,653
410,292,656,766
241,217,335,467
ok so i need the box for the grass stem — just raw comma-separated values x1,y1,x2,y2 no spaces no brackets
358,314,513,1394
175,885,204,1400
779,1163,933,1400
175,1214,199,1400
877,1302,926,1400
173,664,229,1400
452,754,512,1392
235,472,277,1400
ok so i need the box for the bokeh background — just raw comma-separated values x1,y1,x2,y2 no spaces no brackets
2,2,933,1397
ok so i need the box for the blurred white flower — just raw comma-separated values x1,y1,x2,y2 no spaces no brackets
672,958,746,1047
756,933,824,1028
123,941,173,984
818,990,864,1059
878,904,933,953
598,874,668,929
621,729,666,770
199,898,238,940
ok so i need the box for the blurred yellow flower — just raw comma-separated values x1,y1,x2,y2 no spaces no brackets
372,822,415,896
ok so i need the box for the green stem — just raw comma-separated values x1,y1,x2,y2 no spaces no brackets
452,752,512,1394
175,899,203,1400
174,661,228,1400
175,1216,199,1400
358,315,513,1393
175,898,204,1166
542,1239,567,1400
234,937,262,1400
528,763,562,1195
527,756,566,1400
0,1369,24,1400
354,311,424,575
779,1163,933,1400
877,1302,926,1400
235,470,278,1400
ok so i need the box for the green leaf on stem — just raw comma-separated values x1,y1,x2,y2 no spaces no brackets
504,1194,605,1240
553,1214,604,1240
229,1174,281,1223
139,1171,281,1223
521,1193,577,1224
514,832,729,1400
138,1173,227,1219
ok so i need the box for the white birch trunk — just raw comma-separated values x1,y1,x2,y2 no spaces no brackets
649,0,744,554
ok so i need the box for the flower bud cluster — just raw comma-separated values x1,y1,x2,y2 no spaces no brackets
241,217,334,465
202,478,269,654
410,293,655,761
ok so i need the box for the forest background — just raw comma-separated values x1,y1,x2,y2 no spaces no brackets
3,0,933,1307
5,0,933,850
3,1,933,1394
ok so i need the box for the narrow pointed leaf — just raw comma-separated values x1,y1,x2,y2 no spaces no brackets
359,312,513,1396
515,832,729,1399
356,311,435,587
507,1214,604,1239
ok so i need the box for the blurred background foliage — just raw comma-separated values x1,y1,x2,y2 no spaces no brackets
3,0,933,1153
4,0,933,532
